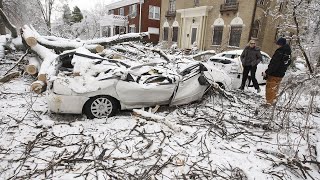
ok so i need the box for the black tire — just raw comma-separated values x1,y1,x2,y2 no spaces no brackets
83,95,119,119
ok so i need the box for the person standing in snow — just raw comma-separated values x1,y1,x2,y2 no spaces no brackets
239,40,262,93
262,37,291,106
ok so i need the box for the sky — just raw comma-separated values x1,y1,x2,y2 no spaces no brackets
68,0,117,11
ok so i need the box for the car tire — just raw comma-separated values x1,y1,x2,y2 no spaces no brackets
83,95,119,119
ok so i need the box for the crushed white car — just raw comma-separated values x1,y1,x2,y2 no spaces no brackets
207,50,271,89
47,48,232,118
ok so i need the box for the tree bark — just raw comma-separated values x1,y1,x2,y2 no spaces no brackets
0,0,5,35
26,25,148,53
293,2,313,74
0,71,20,83
0,8,17,38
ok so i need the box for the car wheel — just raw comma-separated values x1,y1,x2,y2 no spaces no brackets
83,95,119,119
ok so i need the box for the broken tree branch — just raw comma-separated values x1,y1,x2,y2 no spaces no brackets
4,49,29,75
0,71,19,83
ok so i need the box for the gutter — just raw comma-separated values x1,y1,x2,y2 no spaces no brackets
248,0,258,42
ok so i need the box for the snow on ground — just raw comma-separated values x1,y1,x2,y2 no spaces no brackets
0,59,320,179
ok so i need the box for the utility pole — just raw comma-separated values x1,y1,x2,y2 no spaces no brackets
139,0,143,33
248,0,258,42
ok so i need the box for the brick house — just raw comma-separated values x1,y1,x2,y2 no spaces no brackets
160,0,286,56
101,0,161,44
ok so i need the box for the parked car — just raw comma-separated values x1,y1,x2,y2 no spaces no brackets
47,50,232,118
207,50,271,89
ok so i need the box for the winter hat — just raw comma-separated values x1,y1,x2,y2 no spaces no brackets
276,37,286,46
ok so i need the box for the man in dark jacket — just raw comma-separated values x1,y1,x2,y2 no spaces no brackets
239,40,262,93
263,37,291,105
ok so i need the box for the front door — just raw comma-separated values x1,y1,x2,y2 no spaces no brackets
190,27,198,47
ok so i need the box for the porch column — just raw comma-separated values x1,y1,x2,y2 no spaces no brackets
110,25,114,36
181,17,186,49
199,16,204,50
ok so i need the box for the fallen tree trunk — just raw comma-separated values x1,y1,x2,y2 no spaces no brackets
88,32,149,46
21,25,37,47
19,25,150,94
25,56,42,75
27,25,148,53
30,80,46,94
20,34,58,93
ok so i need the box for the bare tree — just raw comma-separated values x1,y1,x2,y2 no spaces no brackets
37,0,55,32
272,0,320,74
0,0,6,35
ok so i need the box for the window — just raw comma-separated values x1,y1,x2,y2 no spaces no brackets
212,26,223,45
226,0,237,4
251,20,260,38
191,28,197,44
229,26,242,47
129,4,137,18
119,7,124,16
109,9,114,15
194,0,199,6
209,58,232,64
149,6,160,20
119,27,125,34
129,26,136,33
148,27,159,34
172,27,179,42
222,54,237,59
257,0,265,5
163,27,169,41
169,0,176,12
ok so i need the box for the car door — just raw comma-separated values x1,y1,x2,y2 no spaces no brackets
256,54,270,84
207,57,241,88
171,63,208,105
115,77,177,107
